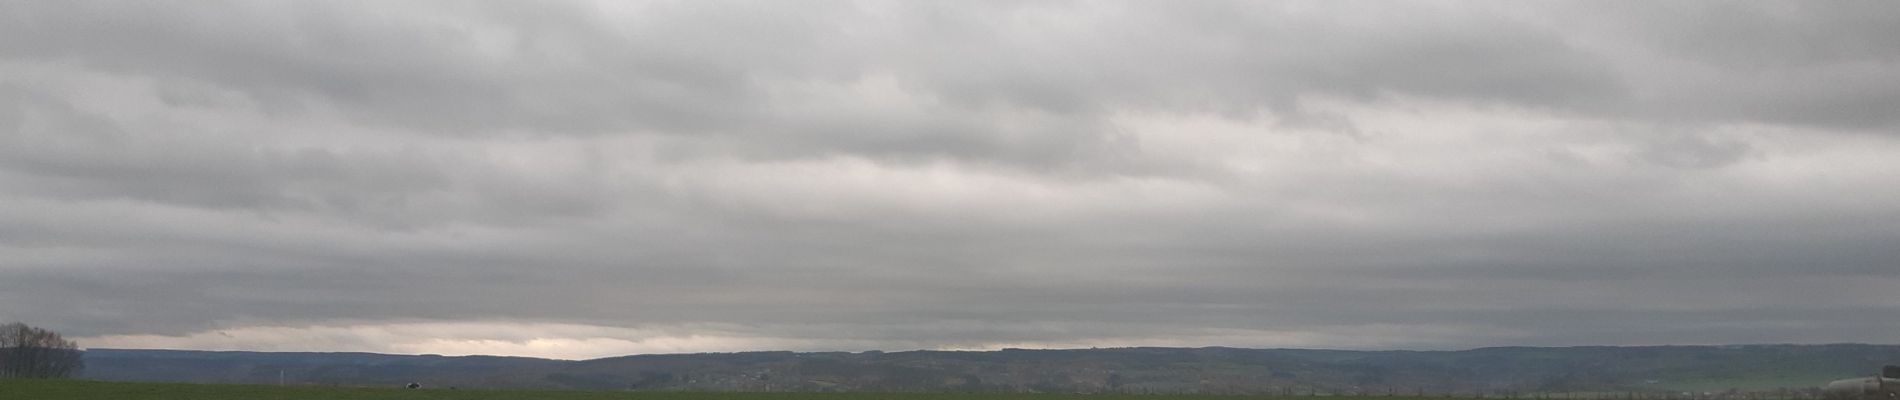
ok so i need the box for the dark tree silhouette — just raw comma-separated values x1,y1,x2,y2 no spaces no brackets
0,322,84,378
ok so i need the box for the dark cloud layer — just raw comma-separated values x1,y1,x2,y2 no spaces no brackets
2,1,1898,358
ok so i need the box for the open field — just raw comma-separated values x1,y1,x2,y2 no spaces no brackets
0,379,1367,400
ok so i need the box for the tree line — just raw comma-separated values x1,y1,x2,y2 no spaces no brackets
0,322,83,378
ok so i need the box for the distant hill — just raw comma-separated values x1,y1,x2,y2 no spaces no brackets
81,344,1900,394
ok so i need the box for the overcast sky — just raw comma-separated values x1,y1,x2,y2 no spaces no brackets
2,1,1898,360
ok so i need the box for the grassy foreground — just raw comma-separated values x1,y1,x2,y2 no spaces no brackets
0,379,1341,400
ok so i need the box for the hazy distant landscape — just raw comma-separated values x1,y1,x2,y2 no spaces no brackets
77,345,1899,394
7,379,1371,400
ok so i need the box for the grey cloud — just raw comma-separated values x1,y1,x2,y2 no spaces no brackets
1,111,441,214
2,1,762,133
3,1,1900,355
1589,2,1900,69
0,82,635,230
1630,131,1754,170
1553,1,1900,130
1,1,1627,169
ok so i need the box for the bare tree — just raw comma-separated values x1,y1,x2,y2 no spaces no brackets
0,322,84,378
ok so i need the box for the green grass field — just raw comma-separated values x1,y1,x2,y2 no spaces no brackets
0,379,1369,400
